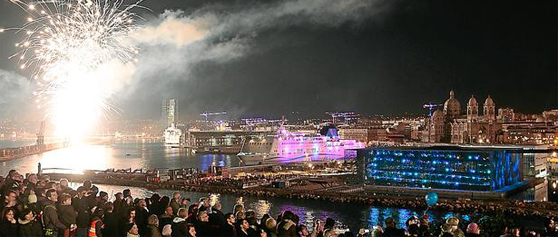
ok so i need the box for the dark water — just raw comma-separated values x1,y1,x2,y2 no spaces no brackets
81,184,455,232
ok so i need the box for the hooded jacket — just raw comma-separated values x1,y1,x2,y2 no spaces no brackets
171,217,188,237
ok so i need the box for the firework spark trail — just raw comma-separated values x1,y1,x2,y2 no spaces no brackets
3,0,144,139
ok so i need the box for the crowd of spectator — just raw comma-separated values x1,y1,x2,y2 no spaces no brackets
0,169,557,237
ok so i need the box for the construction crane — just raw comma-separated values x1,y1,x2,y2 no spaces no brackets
423,103,443,117
36,120,45,148
326,112,359,124
200,111,227,121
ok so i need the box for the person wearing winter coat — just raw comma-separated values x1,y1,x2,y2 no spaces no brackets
43,190,67,237
147,214,163,237
0,207,18,237
18,208,44,237
58,193,78,237
172,208,189,237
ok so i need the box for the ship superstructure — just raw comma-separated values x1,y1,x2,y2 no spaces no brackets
238,126,364,165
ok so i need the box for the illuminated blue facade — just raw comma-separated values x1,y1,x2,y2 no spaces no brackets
359,147,523,191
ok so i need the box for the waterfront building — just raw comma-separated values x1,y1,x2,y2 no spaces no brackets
498,122,558,145
338,128,371,145
162,99,178,128
498,108,515,123
356,146,531,192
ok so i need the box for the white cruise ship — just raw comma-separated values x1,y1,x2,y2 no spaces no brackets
164,123,182,148
237,126,365,165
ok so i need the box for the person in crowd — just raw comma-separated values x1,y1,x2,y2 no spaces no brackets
18,208,43,237
98,192,109,207
159,196,171,215
25,174,38,190
0,207,18,237
209,202,225,230
236,219,252,237
102,203,120,237
59,178,73,194
147,214,163,237
162,224,173,237
440,223,454,237
408,224,420,237
277,211,297,237
446,217,464,237
172,208,189,237
120,209,136,237
73,186,91,237
58,193,78,237
43,189,67,237
465,223,480,237
419,216,432,237
127,224,140,237
323,218,337,237
257,228,268,237
160,206,175,232
221,212,235,237
298,225,310,237
180,198,190,213
187,204,199,224
88,209,104,237
113,193,125,217
509,227,521,237
383,218,405,237
195,210,212,237
1,190,18,211
265,218,277,237
185,223,197,237
150,194,162,216
170,193,182,215
136,199,150,236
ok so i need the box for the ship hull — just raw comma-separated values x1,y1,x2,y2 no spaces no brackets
238,153,349,165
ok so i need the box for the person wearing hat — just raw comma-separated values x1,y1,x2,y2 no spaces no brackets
445,217,464,237
465,223,480,237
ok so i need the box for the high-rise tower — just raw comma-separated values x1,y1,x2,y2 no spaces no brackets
162,99,178,127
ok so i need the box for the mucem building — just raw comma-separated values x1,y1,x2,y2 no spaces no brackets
355,146,534,192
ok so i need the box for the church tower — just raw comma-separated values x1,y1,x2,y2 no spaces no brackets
483,95,495,121
467,95,478,121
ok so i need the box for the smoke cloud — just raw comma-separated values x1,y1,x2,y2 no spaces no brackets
0,69,34,119
115,0,393,118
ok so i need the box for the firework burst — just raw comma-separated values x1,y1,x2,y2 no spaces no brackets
4,0,144,140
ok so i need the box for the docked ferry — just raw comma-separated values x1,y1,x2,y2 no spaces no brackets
164,124,182,148
237,126,365,165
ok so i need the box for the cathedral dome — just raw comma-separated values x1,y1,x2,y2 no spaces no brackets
484,95,494,106
467,95,478,106
443,90,461,118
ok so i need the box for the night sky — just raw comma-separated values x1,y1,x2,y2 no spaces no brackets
0,0,556,120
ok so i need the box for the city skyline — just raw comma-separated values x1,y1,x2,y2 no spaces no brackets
0,0,556,121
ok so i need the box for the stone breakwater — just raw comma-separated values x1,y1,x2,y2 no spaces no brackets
0,142,64,161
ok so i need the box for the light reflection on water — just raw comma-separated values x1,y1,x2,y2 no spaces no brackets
0,142,239,175
67,183,450,232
